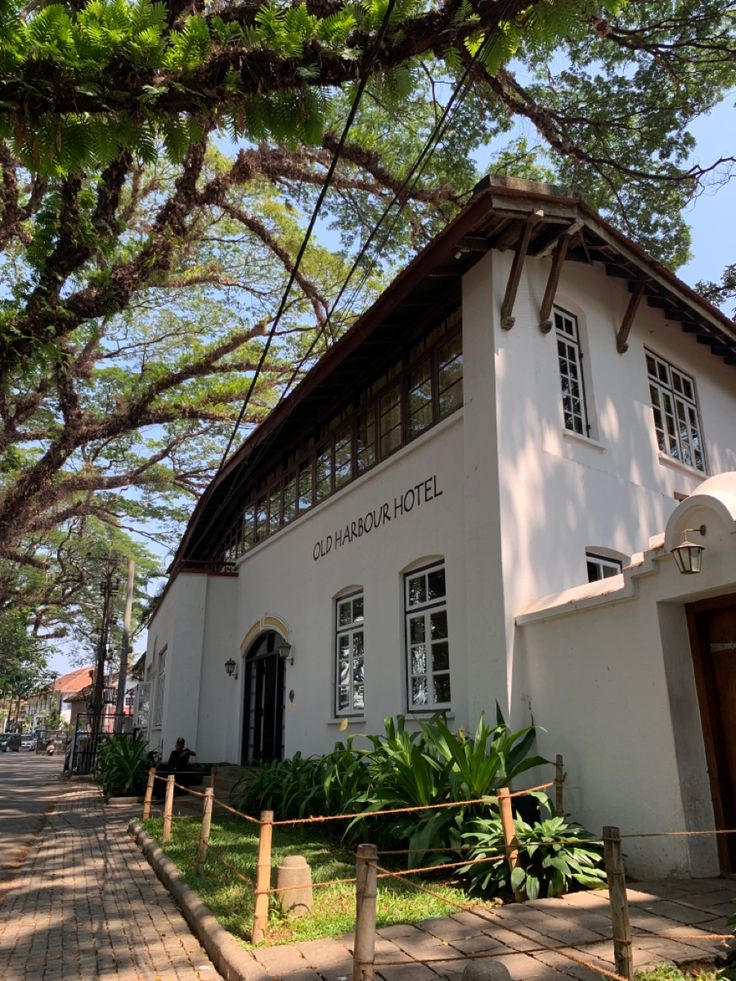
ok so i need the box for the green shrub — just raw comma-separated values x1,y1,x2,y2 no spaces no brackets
460,811,606,899
96,734,158,798
232,709,547,865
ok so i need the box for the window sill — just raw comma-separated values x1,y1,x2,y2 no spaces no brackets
657,452,707,480
405,710,455,721
562,430,606,452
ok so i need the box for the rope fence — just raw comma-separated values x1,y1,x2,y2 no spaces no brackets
136,757,736,981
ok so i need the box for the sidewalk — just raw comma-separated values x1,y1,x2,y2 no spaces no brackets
239,878,735,980
0,777,733,980
0,782,218,980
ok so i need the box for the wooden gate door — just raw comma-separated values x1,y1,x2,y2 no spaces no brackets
241,631,285,765
687,593,736,871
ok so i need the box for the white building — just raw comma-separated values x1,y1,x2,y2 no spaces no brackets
144,178,736,877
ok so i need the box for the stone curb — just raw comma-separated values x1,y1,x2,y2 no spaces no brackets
129,819,258,981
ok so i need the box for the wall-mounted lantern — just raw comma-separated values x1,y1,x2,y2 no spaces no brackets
224,658,238,679
671,524,707,575
278,640,293,666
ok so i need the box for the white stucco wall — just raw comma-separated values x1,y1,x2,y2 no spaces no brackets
228,413,471,760
489,249,736,716
145,572,238,760
145,241,736,878
517,482,736,877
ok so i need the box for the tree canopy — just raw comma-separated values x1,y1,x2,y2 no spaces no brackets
0,609,53,704
0,0,734,635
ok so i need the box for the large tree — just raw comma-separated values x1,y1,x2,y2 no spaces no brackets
0,0,734,628
0,609,53,718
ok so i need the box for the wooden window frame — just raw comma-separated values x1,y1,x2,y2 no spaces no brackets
334,590,365,717
404,560,451,712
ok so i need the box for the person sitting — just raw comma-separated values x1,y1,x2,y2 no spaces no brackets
167,737,196,771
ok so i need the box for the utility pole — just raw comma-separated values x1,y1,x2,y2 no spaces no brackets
89,557,120,744
115,558,135,733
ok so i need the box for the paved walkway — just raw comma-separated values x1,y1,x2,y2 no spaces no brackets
0,782,218,980
0,753,62,885
0,766,734,980
238,878,735,980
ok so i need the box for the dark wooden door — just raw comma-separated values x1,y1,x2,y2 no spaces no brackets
687,593,736,871
241,631,285,765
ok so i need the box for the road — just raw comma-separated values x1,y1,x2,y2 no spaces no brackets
0,750,69,884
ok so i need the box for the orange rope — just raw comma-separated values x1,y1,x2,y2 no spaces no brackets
272,795,497,826
373,864,628,981
206,844,254,887
268,782,554,826
508,781,554,797
632,930,733,941
376,852,506,878
172,782,207,798
153,770,206,778
374,934,619,967
270,876,358,893
209,798,262,825
621,828,736,838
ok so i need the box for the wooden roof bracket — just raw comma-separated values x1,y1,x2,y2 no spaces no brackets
539,228,576,333
616,281,646,353
500,211,543,330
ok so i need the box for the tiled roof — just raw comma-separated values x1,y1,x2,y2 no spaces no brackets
54,666,95,694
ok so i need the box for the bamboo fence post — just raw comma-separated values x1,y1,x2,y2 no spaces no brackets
353,843,377,981
498,786,523,900
603,825,633,981
252,810,273,943
162,774,175,845
195,787,214,875
555,754,565,816
142,767,156,820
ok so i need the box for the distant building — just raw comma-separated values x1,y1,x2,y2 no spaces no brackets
143,178,736,877
53,666,96,725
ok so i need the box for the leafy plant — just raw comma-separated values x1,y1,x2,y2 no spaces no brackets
461,811,606,899
233,710,548,866
230,741,372,820
96,733,158,798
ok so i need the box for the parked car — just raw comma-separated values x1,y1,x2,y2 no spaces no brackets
21,735,36,752
0,734,8,752
4,734,20,752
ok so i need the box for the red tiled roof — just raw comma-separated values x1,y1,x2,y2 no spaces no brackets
54,666,95,694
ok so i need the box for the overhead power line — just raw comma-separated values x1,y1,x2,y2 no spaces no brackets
182,0,519,565
218,0,400,470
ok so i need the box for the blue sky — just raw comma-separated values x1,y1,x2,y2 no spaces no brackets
677,95,736,296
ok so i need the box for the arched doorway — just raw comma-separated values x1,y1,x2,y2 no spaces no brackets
241,631,285,764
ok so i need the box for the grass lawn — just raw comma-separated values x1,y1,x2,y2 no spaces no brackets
142,814,495,946
637,967,734,981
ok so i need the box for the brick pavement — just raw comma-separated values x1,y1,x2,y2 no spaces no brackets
0,782,219,980
1,774,734,980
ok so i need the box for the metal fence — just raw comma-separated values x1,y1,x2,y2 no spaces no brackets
64,713,134,775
